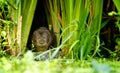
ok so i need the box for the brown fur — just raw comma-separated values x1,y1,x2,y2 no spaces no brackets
32,27,52,52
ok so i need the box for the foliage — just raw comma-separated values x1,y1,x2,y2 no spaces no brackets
0,0,14,55
1,1,120,73
0,51,120,73
0,0,37,56
48,0,103,60
107,0,120,60
21,0,37,53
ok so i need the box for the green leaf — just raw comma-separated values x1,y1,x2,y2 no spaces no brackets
1,31,7,37
21,0,37,52
113,0,120,14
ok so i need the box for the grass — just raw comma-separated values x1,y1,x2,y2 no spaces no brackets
0,51,120,73
48,0,103,60
0,0,37,55
0,0,120,73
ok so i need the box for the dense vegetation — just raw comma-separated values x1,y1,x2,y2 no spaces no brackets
0,0,120,73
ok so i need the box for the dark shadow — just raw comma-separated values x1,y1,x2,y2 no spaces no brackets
27,0,48,50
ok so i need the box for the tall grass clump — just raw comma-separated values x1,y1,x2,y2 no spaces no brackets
21,0,37,53
0,0,37,56
0,0,21,56
48,0,103,60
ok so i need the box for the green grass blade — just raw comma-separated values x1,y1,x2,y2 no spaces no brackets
21,0,37,52
113,0,120,14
